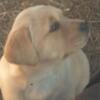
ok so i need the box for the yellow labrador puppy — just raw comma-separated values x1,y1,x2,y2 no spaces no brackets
0,5,90,100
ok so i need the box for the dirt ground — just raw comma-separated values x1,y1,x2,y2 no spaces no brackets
0,0,100,86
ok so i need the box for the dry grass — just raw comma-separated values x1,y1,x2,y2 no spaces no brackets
0,0,100,83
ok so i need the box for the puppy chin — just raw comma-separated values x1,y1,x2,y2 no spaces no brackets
40,51,68,62
50,52,66,59
78,37,88,49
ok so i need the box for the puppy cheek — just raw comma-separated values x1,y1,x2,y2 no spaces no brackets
39,43,59,59
38,37,68,60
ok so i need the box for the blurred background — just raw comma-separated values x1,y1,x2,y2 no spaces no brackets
0,0,100,98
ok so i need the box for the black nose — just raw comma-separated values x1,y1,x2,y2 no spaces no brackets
79,22,89,33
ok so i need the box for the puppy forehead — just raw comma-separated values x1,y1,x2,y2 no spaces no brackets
22,5,62,20
34,5,62,13
13,5,62,28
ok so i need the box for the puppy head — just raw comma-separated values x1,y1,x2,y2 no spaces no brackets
4,5,89,65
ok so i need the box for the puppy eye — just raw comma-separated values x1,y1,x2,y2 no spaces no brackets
49,22,60,32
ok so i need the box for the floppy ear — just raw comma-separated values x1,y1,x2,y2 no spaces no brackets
4,27,39,65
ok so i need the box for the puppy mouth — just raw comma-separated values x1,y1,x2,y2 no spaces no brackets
62,54,69,60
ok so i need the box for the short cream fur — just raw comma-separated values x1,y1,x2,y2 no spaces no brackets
0,5,90,100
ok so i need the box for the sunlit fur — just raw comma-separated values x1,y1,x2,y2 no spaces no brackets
0,5,89,100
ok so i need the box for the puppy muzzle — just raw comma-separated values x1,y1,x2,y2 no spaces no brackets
79,21,89,33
